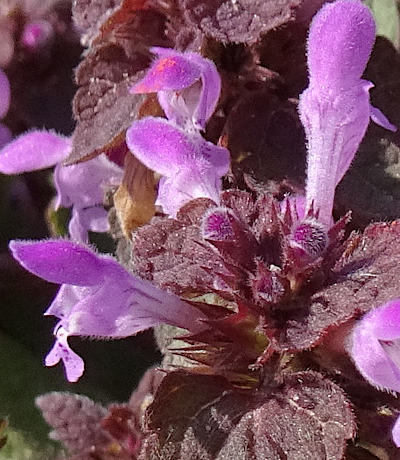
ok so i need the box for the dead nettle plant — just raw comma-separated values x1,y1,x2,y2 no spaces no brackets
1,0,400,458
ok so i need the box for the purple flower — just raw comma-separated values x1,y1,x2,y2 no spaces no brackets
299,0,396,226
0,130,123,242
10,239,207,382
0,68,11,147
350,298,400,393
127,48,229,217
126,117,229,217
131,47,220,131
20,20,54,52
349,298,400,447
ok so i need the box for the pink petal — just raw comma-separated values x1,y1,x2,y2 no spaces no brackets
350,299,400,393
9,239,108,286
370,105,397,132
307,0,376,89
392,415,400,448
126,117,196,175
132,47,221,129
54,154,122,209
45,325,84,383
0,131,70,174
68,207,109,243
20,20,54,51
131,48,201,94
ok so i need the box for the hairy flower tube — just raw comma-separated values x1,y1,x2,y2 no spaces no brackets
127,48,230,217
10,239,207,382
349,298,400,446
299,0,396,226
0,131,123,242
0,68,11,147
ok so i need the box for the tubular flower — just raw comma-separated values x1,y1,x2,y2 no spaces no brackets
10,239,207,382
130,47,221,131
349,298,400,447
127,48,230,218
0,130,123,242
299,0,396,226
126,117,229,217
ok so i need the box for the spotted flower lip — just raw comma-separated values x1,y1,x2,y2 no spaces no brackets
131,47,221,131
9,239,207,382
0,130,123,242
299,0,396,227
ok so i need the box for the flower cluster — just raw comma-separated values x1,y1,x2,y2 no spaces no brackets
126,47,230,217
0,131,123,242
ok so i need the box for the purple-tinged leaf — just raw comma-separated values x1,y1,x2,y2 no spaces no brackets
139,370,355,459
36,392,110,453
0,131,70,174
275,220,400,351
68,0,169,165
132,198,225,295
72,0,122,43
182,0,302,44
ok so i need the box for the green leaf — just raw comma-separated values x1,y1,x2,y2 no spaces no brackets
366,0,400,48
0,428,55,460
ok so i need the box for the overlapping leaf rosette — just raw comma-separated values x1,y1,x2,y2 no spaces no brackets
1,0,400,458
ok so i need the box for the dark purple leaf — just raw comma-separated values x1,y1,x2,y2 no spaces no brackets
36,392,110,453
72,0,122,40
132,198,223,295
139,370,355,459
67,0,170,164
275,220,400,351
181,0,301,44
